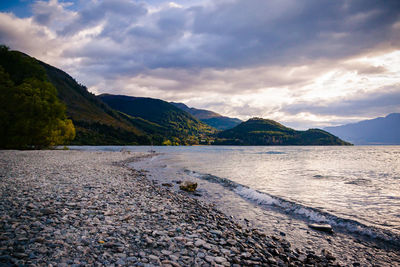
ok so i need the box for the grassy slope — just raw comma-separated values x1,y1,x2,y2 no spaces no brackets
99,94,215,144
39,61,151,145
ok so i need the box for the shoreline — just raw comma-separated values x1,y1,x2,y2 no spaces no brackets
129,151,400,266
0,150,393,266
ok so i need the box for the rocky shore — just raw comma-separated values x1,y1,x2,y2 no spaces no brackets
1,150,339,266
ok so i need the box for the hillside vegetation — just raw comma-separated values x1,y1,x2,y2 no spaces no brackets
1,47,351,147
170,102,242,130
99,94,215,145
0,46,75,149
215,118,351,145
39,61,152,145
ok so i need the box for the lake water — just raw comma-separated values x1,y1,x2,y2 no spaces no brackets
71,145,400,264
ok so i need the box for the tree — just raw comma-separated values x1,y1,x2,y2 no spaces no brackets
0,46,75,149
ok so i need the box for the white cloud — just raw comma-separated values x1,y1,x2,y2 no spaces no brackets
1,0,400,129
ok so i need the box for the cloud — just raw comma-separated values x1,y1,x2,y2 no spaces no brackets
32,0,77,31
1,0,400,129
18,0,400,74
282,86,400,118
60,0,147,36
0,12,57,57
190,0,400,67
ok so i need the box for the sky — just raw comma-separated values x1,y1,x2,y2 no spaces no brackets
0,0,399,129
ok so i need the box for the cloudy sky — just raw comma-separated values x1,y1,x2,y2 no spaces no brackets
1,0,399,129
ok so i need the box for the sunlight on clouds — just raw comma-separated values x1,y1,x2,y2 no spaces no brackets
353,50,400,72
293,50,400,102
168,2,183,8
1,0,399,129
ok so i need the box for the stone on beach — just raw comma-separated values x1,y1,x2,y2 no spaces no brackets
179,181,198,192
0,150,343,266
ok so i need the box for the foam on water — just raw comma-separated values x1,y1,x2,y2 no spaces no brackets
70,145,400,250
182,168,400,247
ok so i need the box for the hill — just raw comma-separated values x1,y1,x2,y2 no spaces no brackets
0,46,75,149
324,113,400,145
170,102,242,130
99,94,215,145
39,61,152,145
215,118,351,145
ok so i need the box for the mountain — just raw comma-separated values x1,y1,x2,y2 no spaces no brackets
23,52,213,145
21,50,212,145
324,113,400,145
170,102,242,130
39,61,152,145
0,46,75,149
170,102,220,119
99,94,215,145
215,118,351,145
201,117,243,131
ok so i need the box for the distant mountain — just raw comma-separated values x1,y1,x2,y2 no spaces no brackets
99,94,215,145
170,102,220,119
324,113,400,145
215,118,351,145
170,102,242,130
201,117,243,131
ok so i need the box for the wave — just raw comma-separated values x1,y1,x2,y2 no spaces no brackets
183,169,400,247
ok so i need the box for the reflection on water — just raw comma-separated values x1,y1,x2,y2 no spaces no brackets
71,145,400,247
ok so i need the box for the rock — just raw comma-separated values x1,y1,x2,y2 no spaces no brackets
179,181,198,192
210,229,223,236
195,239,206,247
40,208,55,215
308,224,333,233
148,255,159,262
161,250,172,255
204,256,214,263
202,242,212,250
126,257,137,263
115,258,126,265
214,256,227,264
162,183,173,187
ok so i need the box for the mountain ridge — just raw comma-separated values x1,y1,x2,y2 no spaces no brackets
1,47,354,147
38,60,151,145
99,94,215,145
170,102,242,130
324,113,400,145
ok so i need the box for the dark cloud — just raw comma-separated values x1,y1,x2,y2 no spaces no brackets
282,86,400,118
53,0,400,72
60,0,147,36
2,0,399,129
189,0,400,67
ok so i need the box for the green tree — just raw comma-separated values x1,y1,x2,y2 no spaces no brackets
0,46,75,149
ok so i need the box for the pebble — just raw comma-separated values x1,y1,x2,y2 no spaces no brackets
0,151,344,267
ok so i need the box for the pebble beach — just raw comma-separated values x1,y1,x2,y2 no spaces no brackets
0,150,349,266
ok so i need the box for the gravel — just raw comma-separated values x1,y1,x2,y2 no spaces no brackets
0,150,339,266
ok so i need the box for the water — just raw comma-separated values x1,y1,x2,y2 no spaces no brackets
71,145,400,264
